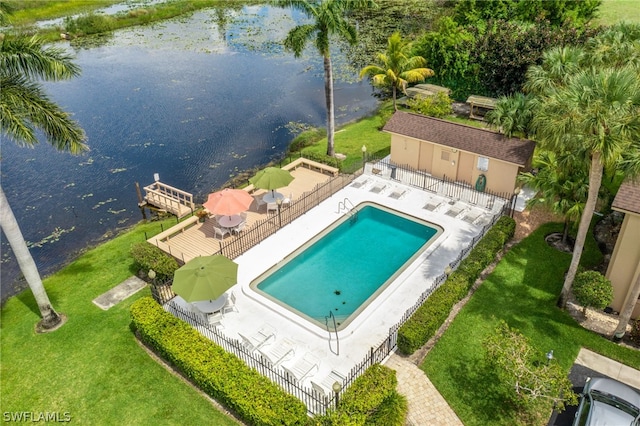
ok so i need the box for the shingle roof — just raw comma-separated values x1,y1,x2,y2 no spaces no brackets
382,111,536,166
612,179,640,216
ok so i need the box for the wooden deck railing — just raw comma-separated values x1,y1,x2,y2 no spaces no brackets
144,181,195,218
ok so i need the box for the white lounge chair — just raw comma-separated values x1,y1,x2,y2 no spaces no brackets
258,337,295,366
282,353,319,383
310,370,346,396
423,197,445,211
238,324,276,352
369,183,386,194
462,209,483,224
388,188,407,199
351,178,369,189
445,203,467,218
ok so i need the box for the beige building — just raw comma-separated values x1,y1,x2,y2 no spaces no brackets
382,111,535,195
606,180,640,319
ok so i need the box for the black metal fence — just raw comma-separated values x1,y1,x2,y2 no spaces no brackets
214,174,355,260
365,155,513,211
147,157,514,415
164,300,334,415
337,205,506,399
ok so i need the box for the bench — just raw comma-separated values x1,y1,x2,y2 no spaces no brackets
283,158,339,176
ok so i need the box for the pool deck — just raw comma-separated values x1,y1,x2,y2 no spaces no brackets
168,171,505,394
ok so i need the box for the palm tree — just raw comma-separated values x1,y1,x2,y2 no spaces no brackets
518,150,590,247
277,0,377,157
525,56,640,308
1,10,88,331
486,92,534,138
359,31,434,111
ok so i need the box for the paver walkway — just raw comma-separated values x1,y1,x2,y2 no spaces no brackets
385,354,463,426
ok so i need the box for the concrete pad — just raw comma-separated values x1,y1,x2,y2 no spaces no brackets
575,348,640,389
92,276,147,310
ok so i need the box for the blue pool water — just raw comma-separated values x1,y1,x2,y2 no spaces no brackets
252,204,441,330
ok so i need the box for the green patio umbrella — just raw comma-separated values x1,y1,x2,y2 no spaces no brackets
249,167,294,193
172,255,238,302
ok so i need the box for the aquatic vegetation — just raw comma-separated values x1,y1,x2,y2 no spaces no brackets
92,198,117,209
27,226,76,248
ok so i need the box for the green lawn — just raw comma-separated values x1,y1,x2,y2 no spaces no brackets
421,222,640,426
596,0,640,25
0,219,238,425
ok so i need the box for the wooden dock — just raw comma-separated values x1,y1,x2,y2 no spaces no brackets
140,181,195,218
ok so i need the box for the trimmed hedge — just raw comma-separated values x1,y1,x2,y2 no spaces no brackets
397,216,515,354
130,297,307,425
313,364,407,425
130,242,179,280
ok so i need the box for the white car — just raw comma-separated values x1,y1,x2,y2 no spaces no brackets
573,377,640,426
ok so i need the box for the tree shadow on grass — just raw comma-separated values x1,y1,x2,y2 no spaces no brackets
444,353,520,425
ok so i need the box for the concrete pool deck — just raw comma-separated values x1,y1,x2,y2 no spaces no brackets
169,172,505,395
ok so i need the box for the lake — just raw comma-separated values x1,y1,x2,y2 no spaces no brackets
0,5,379,300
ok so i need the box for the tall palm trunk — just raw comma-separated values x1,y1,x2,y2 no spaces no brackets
392,85,398,111
559,152,603,307
0,186,61,330
613,273,640,339
323,54,335,157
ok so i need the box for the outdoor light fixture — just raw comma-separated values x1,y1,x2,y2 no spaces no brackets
332,381,343,408
361,145,367,169
511,187,522,218
546,349,554,365
444,265,452,276
148,269,156,281
154,173,160,182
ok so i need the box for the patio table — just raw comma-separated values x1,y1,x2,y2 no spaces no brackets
218,214,243,228
192,293,229,314
262,191,285,204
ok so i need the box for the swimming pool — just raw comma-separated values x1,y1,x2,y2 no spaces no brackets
250,202,442,331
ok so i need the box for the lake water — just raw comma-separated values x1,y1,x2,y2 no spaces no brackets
0,5,379,300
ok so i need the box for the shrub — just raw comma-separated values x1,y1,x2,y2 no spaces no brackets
573,271,614,314
130,297,307,425
366,391,407,426
300,150,342,170
313,364,406,426
405,92,454,118
64,13,113,35
130,242,179,280
397,216,515,354
289,127,326,152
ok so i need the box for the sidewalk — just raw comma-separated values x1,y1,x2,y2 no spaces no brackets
385,354,463,426
575,348,640,389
